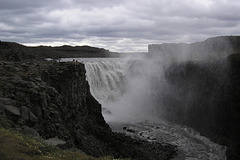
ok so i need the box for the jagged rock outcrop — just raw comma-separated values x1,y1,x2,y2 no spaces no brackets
0,61,176,160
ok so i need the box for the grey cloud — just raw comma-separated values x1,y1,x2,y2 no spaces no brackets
0,0,67,10
68,0,127,9
0,0,240,52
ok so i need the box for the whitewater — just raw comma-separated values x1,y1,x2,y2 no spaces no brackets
61,57,227,160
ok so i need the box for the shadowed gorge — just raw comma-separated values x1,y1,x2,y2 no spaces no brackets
147,36,240,159
84,36,240,159
1,36,240,160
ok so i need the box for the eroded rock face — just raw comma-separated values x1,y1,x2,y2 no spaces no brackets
0,61,176,160
0,61,108,149
147,36,240,160
162,57,240,160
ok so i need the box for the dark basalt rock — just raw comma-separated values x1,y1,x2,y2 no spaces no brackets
0,60,176,160
162,56,240,160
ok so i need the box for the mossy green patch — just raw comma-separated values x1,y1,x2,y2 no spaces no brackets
0,127,129,160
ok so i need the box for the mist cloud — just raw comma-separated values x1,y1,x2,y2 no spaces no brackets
0,0,240,52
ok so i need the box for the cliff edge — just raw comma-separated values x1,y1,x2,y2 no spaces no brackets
0,60,176,160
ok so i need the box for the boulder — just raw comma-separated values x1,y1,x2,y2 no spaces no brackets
29,111,38,123
43,137,66,147
19,126,39,137
20,106,38,123
2,105,20,116
20,106,29,121
0,97,21,122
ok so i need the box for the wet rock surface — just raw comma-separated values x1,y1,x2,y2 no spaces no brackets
162,56,240,160
109,121,226,160
0,60,176,160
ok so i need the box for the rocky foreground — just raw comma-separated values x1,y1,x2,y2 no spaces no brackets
0,60,176,160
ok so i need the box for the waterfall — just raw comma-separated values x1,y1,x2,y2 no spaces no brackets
81,37,234,159
83,41,231,124
85,60,126,104
61,37,235,159
83,55,227,160
84,57,163,122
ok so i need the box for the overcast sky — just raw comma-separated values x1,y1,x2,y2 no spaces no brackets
0,0,240,52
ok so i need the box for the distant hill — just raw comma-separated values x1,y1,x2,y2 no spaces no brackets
0,41,121,61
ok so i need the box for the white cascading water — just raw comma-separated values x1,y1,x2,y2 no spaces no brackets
83,56,227,160
85,60,126,104
85,57,163,122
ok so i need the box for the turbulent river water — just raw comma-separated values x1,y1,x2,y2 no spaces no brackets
61,57,227,160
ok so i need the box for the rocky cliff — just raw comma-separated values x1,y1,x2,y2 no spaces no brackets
0,60,176,160
148,36,240,160
162,57,240,159
148,36,240,62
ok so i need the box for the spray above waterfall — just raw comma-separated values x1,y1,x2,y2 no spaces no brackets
84,37,234,123
83,48,229,159
61,36,240,159
84,56,162,122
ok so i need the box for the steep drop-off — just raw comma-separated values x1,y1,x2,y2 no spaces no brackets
148,36,240,160
0,61,176,160
161,56,240,160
